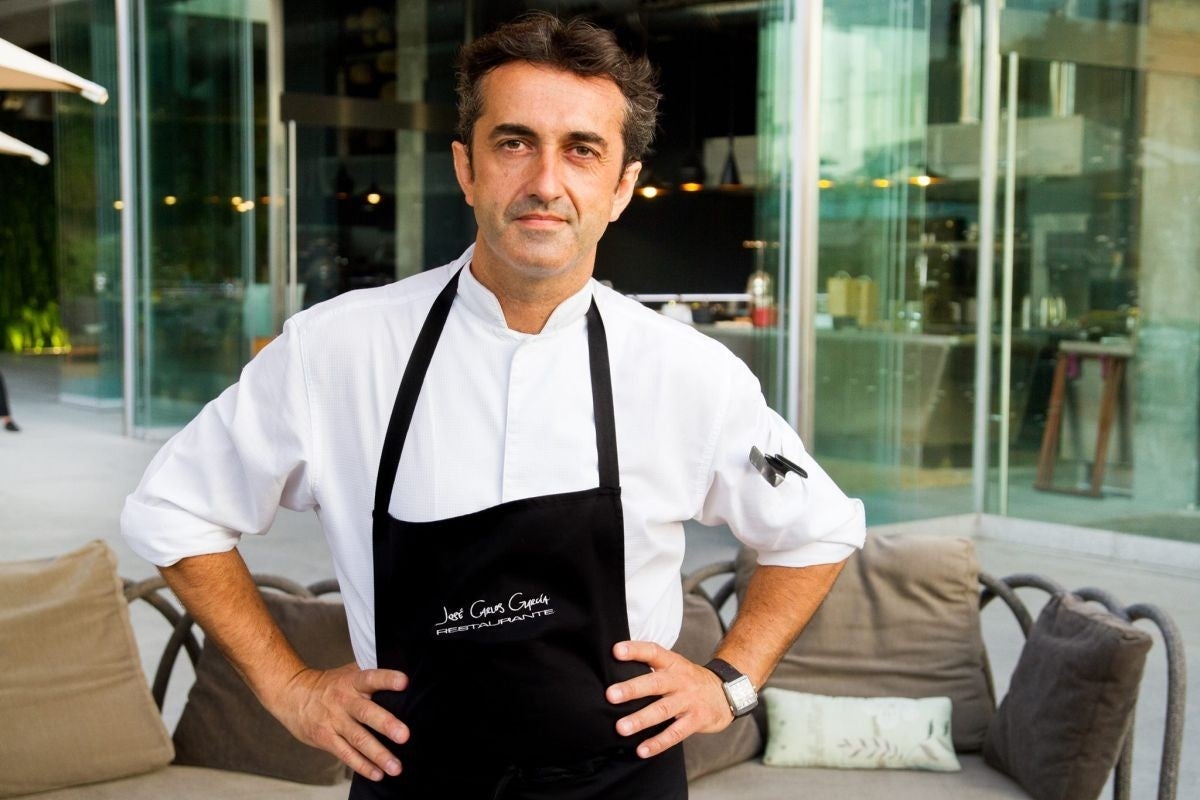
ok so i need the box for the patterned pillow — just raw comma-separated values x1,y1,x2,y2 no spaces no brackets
762,689,961,772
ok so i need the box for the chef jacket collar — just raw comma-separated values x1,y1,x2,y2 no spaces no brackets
456,246,596,338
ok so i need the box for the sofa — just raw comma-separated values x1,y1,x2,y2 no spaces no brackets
0,534,1184,800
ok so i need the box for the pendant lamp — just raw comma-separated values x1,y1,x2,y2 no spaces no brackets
720,134,741,187
678,58,705,192
720,60,742,189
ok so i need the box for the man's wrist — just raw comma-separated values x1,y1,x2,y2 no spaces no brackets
703,657,759,718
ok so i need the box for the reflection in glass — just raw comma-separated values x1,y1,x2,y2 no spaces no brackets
814,0,1199,543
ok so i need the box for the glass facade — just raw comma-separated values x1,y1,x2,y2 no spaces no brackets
19,0,1197,544
52,0,122,407
812,0,1199,542
993,0,1200,542
133,1,270,429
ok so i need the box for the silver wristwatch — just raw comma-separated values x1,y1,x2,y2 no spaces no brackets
704,657,759,717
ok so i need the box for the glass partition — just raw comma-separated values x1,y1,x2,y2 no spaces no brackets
812,0,1199,541
812,0,952,523
52,0,122,407
988,1,1200,543
131,0,270,430
281,1,467,317
279,1,796,412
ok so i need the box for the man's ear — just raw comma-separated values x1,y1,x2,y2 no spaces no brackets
609,161,642,222
451,140,475,207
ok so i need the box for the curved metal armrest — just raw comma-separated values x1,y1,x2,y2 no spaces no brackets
122,573,330,711
308,578,342,597
1123,602,1187,800
978,572,1065,636
682,561,737,633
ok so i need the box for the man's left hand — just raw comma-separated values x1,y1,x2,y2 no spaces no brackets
605,641,733,758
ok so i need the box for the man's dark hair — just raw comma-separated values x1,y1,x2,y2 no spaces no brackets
455,13,660,165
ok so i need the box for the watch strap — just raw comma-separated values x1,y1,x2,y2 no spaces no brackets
704,657,745,685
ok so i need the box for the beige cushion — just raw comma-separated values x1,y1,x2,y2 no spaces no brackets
16,765,348,799
0,541,174,797
689,754,1029,800
983,593,1151,800
737,534,994,751
171,591,354,784
672,592,763,780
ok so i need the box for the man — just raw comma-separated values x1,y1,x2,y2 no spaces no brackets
122,13,865,799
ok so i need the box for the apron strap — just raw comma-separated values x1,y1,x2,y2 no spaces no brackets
374,268,621,517
373,269,461,516
585,299,619,490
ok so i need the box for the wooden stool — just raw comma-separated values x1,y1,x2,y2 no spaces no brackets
1035,339,1133,497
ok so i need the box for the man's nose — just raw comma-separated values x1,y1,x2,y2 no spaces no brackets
526,150,565,202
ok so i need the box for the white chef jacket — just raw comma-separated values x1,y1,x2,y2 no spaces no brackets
122,245,865,668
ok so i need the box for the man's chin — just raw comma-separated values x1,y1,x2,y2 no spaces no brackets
499,245,584,280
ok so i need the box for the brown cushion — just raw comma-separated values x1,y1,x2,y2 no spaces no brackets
737,534,994,751
672,592,763,780
171,591,354,785
0,541,174,797
982,593,1152,800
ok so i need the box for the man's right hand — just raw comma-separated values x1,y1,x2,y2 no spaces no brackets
155,552,410,782
269,664,410,782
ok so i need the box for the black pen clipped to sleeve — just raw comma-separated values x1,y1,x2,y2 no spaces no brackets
750,446,808,487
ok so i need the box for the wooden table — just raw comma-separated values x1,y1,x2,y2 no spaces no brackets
1035,338,1134,497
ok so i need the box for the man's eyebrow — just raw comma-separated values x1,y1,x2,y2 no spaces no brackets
489,123,538,140
566,131,609,150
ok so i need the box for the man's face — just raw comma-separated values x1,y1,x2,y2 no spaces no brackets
452,61,641,282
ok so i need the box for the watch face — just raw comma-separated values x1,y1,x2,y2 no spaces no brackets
725,675,758,713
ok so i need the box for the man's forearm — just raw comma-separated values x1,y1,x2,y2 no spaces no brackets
158,548,306,709
713,559,847,688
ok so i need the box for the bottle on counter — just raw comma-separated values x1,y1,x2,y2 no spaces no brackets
746,269,777,327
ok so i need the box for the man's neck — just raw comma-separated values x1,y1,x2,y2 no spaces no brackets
469,250,595,334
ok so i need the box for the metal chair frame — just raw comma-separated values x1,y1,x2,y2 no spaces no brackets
122,575,342,711
682,562,1186,800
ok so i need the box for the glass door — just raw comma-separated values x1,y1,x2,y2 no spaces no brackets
812,0,954,524
133,0,270,431
810,0,1199,540
278,2,469,326
282,111,441,318
988,2,1200,542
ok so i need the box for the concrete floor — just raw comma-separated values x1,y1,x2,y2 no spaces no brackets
1,352,1196,798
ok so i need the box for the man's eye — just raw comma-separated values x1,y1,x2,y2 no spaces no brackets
572,146,598,158
501,140,527,151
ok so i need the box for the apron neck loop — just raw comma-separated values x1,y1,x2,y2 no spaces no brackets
373,268,621,519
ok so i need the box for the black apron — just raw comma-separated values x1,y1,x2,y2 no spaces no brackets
349,269,687,799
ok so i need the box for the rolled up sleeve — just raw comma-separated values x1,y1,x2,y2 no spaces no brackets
695,357,865,567
121,319,317,567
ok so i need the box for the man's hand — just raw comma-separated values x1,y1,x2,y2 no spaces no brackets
268,663,410,782
605,641,732,758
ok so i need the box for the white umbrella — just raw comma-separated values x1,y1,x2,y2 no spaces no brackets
0,129,50,165
0,37,108,104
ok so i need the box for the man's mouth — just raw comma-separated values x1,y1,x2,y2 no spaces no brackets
515,213,568,229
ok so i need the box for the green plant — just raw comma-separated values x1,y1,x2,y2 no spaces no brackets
0,118,58,352
5,301,71,353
